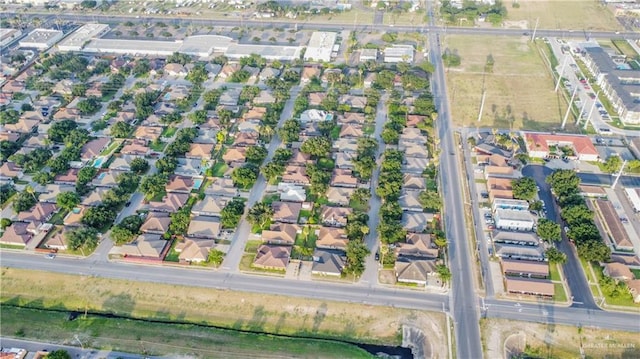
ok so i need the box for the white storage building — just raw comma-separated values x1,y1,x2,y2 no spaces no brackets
57,23,110,52
304,31,337,63
384,44,415,63
19,29,63,49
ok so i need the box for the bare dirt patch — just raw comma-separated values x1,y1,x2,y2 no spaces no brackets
482,318,640,359
506,0,622,31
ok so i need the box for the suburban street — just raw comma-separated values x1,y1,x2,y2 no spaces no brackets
220,85,301,272
426,1,482,357
359,92,389,286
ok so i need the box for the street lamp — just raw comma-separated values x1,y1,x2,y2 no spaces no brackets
74,334,84,350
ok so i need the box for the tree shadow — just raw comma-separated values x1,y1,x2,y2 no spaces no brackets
342,319,356,338
102,292,136,315
312,302,327,333
247,305,266,332
274,312,287,334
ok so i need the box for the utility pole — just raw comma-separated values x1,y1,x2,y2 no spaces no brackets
477,90,486,123
555,56,569,92
562,86,578,129
585,90,600,130
576,100,587,126
531,17,540,42
612,160,627,189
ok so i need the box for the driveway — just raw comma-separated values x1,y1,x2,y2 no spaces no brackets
522,164,597,309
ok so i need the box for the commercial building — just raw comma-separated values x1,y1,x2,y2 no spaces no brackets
0,28,22,48
384,44,415,63
624,188,640,213
304,31,337,63
83,38,183,56
492,198,529,212
359,48,378,62
19,29,63,49
225,43,302,61
524,132,599,161
494,209,535,232
57,23,110,51
583,45,640,125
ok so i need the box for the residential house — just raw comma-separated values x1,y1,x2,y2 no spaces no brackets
494,243,545,261
187,216,222,240
0,162,22,180
400,128,428,145
259,67,280,81
205,178,238,198
289,149,313,166
338,95,367,109
118,233,168,259
406,115,427,128
403,145,429,159
191,195,228,217
18,202,57,227
45,230,67,250
398,190,423,212
395,257,437,286
300,122,322,138
233,131,259,147
397,233,439,259
134,126,163,142
402,212,435,233
140,212,171,234
81,187,109,207
326,186,354,206
164,63,187,76
505,278,554,297
487,177,514,201
111,111,135,124
337,112,366,125
261,223,299,245
81,138,110,161
403,174,426,191
320,206,352,228
141,114,164,127
0,222,32,246
243,107,267,121
2,79,26,93
218,63,241,80
0,131,20,142
330,169,358,188
253,90,276,105
603,262,634,281
253,244,292,270
363,72,376,88
312,249,346,276
242,65,260,83
3,118,38,134
628,280,640,303
175,239,215,263
120,140,150,156
205,63,222,78
109,155,136,172
278,183,307,202
301,66,321,83
315,227,349,250
300,109,332,124
237,120,260,134
492,198,529,212
187,143,214,160
491,230,540,247
148,193,189,213
272,201,302,224
339,124,363,139
166,175,194,193
334,152,356,170
222,146,247,165
219,88,241,106
401,157,429,174
39,184,75,203
175,158,205,177
494,209,535,232
308,92,326,106
524,132,599,161
53,107,80,121
484,165,518,180
282,165,310,185
92,171,119,188
501,259,549,279
23,135,48,149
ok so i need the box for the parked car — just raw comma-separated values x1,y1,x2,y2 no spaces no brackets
45,253,56,259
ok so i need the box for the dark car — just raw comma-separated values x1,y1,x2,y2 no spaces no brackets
125,201,131,207
375,251,380,261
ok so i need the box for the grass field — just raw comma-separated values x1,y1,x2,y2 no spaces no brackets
505,1,622,31
0,268,446,354
482,318,640,359
1,306,372,358
444,35,569,130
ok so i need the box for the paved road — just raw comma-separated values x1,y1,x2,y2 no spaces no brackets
6,12,640,40
426,1,483,357
360,92,389,285
578,172,640,188
0,251,449,312
522,165,598,309
220,85,301,272
0,338,147,359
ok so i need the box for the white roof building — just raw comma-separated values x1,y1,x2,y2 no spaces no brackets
57,23,110,51
83,38,182,56
494,209,535,232
0,28,23,48
624,188,640,213
360,48,378,62
19,29,64,49
384,44,415,63
225,43,302,61
304,31,337,63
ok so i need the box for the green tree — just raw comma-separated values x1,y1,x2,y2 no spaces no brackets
1,218,12,230
71,83,87,97
116,172,140,194
245,145,268,164
232,164,259,189
343,240,369,277
188,109,208,125
279,119,301,143
56,192,80,211
300,136,332,158
0,140,20,161
77,166,97,185
260,162,284,183
45,350,72,359
577,239,611,262
221,199,245,229
33,171,55,186
419,190,442,212
110,226,135,245
48,119,78,143
208,249,225,266
239,85,261,103
546,247,567,264
110,122,133,138
140,174,167,197
561,204,593,227
547,169,580,198
132,58,150,76
272,148,292,163
436,264,451,285
351,188,371,204
247,202,273,228
169,207,191,235
119,215,144,233
65,227,99,253
186,63,208,85
602,155,622,174
0,109,20,124
512,177,537,201
130,158,150,174
156,156,178,175
536,218,562,242
82,205,116,229
12,191,36,213
77,97,101,116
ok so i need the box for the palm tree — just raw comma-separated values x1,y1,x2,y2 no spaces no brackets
259,124,275,139
436,265,451,286
25,185,37,201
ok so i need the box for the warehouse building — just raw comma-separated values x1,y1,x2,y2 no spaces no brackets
384,44,414,63
225,43,302,61
19,29,63,49
57,23,110,51
304,31,337,63
0,28,22,48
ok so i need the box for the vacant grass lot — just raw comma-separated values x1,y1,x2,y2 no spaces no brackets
2,306,372,358
506,1,622,31
482,318,640,359
0,268,447,353
444,35,566,130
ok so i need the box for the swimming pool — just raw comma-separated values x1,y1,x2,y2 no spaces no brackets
193,178,203,190
72,207,81,214
97,172,107,180
93,157,105,168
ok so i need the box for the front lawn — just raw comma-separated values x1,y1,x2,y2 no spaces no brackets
100,140,121,156
554,283,568,303
330,125,341,140
349,198,368,212
210,162,228,178
49,209,68,226
161,126,177,138
164,241,180,262
549,263,562,282
317,157,335,170
149,141,166,152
